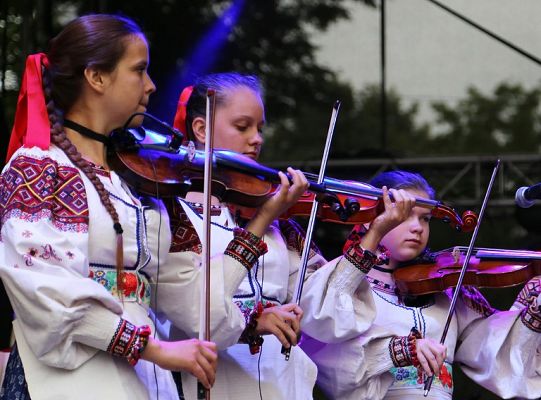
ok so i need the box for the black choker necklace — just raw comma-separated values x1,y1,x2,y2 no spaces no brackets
372,265,394,274
64,119,111,145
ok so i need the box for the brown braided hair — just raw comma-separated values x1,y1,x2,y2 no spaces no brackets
43,14,144,293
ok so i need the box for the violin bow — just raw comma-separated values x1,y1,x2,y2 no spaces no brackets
281,100,341,360
197,89,216,400
423,159,501,397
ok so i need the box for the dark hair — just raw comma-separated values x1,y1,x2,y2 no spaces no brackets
370,170,435,200
185,72,263,142
47,14,143,112
43,14,144,292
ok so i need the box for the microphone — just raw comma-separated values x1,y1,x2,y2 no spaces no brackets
515,182,541,208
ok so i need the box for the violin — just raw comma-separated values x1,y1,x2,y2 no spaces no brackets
229,190,477,232
393,246,541,296
107,125,477,230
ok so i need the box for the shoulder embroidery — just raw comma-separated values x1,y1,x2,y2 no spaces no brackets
0,154,88,233
515,277,541,308
166,198,202,253
456,286,496,318
277,219,322,258
514,277,541,332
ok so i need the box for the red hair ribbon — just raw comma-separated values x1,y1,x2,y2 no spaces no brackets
6,53,51,162
173,85,194,135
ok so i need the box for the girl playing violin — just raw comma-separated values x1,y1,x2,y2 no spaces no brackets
0,14,218,400
300,170,541,399
153,72,327,399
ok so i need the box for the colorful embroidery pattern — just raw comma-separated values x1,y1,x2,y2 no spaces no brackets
89,268,151,305
456,286,496,317
278,219,321,259
521,301,541,333
390,362,453,392
515,277,541,308
107,318,137,357
225,228,268,271
167,198,202,253
235,298,279,322
344,244,377,274
366,276,398,295
39,244,62,261
0,155,89,233
22,245,62,266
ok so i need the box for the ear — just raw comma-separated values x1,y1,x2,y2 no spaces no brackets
191,116,207,145
83,67,108,94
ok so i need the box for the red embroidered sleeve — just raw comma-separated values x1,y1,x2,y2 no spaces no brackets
389,328,422,368
224,227,267,271
107,318,151,366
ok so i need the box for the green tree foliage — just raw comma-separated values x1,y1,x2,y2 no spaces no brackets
430,82,541,155
75,0,378,132
1,0,377,158
263,83,431,162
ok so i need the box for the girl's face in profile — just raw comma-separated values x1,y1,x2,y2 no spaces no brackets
379,188,431,265
212,86,265,160
101,33,156,129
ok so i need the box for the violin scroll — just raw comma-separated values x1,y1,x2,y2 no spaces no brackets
430,204,478,233
461,210,478,232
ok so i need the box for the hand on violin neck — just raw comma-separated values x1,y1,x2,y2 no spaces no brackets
368,187,416,241
246,168,308,237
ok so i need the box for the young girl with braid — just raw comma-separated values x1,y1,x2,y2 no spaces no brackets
0,14,221,400
299,170,541,399
152,73,326,400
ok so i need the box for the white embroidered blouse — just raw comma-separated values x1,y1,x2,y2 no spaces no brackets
0,146,178,400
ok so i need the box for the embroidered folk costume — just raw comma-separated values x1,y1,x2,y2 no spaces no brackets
0,23,217,397
154,198,326,400
0,146,178,399
300,240,541,399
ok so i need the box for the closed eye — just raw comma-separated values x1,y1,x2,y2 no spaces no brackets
236,125,249,132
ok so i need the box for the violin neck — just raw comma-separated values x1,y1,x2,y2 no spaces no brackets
319,178,439,209
213,152,439,208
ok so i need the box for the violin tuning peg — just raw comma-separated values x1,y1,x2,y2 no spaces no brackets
344,198,360,214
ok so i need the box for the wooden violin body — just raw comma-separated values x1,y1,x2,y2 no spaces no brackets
393,247,541,295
